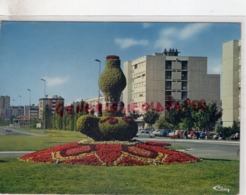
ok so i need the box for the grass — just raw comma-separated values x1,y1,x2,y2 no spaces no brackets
0,158,239,194
0,129,89,151
0,128,240,194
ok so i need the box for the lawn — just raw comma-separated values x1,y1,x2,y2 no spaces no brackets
0,128,240,194
0,129,89,151
0,158,239,194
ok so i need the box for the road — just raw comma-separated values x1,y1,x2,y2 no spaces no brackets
136,137,240,160
0,127,240,160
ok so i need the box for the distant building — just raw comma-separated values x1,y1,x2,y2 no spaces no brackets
222,40,241,127
0,96,10,118
123,50,220,115
24,105,39,120
39,95,64,119
11,106,24,117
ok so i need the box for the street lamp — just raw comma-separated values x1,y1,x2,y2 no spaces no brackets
18,95,21,106
40,78,46,129
95,59,101,116
27,89,31,126
40,78,46,98
27,89,31,106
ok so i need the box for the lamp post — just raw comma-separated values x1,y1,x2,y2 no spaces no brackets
27,89,31,127
95,59,101,116
27,89,31,106
40,78,46,98
40,78,46,129
18,95,21,106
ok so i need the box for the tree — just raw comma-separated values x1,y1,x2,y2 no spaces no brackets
192,102,222,131
44,104,52,129
165,107,183,128
181,106,194,131
129,111,142,120
143,110,160,128
155,116,174,129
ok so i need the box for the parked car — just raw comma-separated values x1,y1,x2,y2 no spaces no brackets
152,129,161,136
159,129,173,137
136,130,155,138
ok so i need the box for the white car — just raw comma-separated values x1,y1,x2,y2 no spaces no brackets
152,129,161,136
136,130,155,138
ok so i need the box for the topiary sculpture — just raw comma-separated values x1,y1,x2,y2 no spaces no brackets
77,55,138,141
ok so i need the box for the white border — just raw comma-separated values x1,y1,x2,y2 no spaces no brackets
0,0,245,194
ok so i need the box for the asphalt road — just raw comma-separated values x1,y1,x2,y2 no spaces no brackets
137,137,240,160
0,127,240,160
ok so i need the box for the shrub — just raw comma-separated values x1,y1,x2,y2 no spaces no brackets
98,117,138,141
77,115,138,141
76,115,102,141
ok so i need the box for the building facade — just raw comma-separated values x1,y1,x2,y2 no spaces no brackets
0,96,10,118
123,50,220,115
24,105,39,120
39,95,64,119
222,40,241,127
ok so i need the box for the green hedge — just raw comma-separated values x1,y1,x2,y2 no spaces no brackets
98,117,138,141
76,115,138,141
76,115,102,141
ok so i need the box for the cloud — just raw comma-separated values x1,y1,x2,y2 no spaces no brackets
178,23,212,40
155,23,212,50
208,58,221,74
114,38,149,49
142,23,152,29
154,38,173,49
43,76,69,87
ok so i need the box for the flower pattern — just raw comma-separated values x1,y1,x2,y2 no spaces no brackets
19,141,200,166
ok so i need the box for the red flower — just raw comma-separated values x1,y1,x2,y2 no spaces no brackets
100,117,118,124
106,55,119,60
122,116,135,123
96,144,122,165
19,142,200,166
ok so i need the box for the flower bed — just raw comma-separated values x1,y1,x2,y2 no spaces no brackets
19,141,200,166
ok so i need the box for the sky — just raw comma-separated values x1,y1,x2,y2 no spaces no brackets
0,21,241,106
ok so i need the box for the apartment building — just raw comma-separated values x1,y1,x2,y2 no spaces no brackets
123,49,220,115
0,95,10,118
39,95,64,119
222,40,241,127
24,105,39,120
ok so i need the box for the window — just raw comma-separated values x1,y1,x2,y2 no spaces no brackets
182,61,188,70
165,71,172,79
182,72,188,80
134,64,138,69
166,81,172,90
165,61,172,69
182,92,187,99
182,81,187,90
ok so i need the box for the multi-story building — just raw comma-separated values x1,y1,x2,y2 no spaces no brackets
123,49,220,115
24,105,39,120
11,106,24,117
222,40,241,127
39,95,64,119
0,96,10,118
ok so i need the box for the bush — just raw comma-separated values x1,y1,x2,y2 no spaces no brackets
98,117,138,141
217,121,240,139
77,115,138,141
76,115,102,141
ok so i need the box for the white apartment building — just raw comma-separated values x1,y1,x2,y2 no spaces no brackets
123,49,220,115
222,40,241,127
